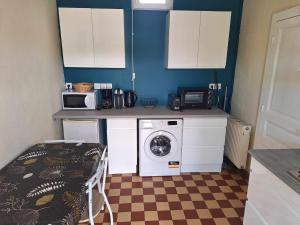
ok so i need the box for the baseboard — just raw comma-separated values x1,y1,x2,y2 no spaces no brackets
181,164,222,173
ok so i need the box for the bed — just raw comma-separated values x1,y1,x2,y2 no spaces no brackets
0,142,113,225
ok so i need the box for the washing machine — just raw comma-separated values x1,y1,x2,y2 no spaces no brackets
139,119,183,176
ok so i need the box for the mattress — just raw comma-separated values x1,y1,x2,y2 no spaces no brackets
0,143,105,225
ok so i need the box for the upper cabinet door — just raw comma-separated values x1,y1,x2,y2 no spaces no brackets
166,10,231,69
197,11,231,68
59,8,94,67
167,11,201,69
92,9,125,68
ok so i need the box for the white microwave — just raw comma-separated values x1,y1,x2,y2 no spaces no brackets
62,91,98,110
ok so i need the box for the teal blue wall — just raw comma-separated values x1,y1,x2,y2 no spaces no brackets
57,0,243,111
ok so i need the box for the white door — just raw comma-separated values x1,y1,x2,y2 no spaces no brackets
92,9,125,68
59,8,94,67
197,11,231,68
167,11,201,68
255,7,300,149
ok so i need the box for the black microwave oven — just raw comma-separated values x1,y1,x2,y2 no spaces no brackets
178,87,213,109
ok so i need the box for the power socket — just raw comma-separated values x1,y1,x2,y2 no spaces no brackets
94,83,101,90
106,83,112,89
209,83,222,90
65,83,72,90
100,83,107,89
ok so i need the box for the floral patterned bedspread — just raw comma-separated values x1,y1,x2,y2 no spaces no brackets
0,143,105,225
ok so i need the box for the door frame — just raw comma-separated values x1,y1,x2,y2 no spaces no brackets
254,5,300,148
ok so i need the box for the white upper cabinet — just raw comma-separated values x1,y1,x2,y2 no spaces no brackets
166,10,231,69
166,11,201,68
58,8,125,68
198,11,231,68
92,9,125,68
59,8,94,67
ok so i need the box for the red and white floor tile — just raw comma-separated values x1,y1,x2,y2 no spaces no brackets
86,167,248,225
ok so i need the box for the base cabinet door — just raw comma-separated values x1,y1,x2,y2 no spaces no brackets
107,118,137,174
63,119,101,143
244,201,268,225
244,158,300,225
182,118,227,172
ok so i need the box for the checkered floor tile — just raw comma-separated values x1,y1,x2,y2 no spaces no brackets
84,168,248,225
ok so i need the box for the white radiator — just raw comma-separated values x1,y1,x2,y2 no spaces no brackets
224,116,252,169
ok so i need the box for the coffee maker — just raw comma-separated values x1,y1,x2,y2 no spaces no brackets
101,88,113,109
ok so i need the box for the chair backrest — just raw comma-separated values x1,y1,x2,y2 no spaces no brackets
86,147,108,193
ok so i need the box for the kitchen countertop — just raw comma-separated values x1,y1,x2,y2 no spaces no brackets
250,149,300,195
53,107,228,120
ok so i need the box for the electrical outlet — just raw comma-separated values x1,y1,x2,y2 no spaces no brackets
209,83,215,90
106,83,112,89
65,83,72,90
209,83,222,90
100,83,107,89
94,83,101,90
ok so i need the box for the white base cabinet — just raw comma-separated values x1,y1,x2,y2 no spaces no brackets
63,119,101,143
181,118,227,172
244,158,300,225
107,118,137,174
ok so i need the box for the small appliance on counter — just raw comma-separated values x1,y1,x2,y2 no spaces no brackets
178,87,213,110
114,88,125,109
62,90,98,110
101,88,113,109
140,98,158,108
168,94,181,111
124,90,138,108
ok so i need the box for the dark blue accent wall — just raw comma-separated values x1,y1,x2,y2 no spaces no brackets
57,0,243,111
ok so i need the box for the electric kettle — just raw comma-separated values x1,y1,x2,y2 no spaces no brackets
124,91,138,108
114,88,125,109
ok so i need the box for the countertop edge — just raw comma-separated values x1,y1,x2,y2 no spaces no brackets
53,107,229,120
53,114,229,119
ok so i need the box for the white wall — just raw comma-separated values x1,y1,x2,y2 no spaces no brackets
0,0,64,168
231,0,300,148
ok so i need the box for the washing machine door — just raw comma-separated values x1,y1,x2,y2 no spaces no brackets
144,131,178,161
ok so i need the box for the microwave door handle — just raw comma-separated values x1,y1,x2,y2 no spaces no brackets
84,96,91,108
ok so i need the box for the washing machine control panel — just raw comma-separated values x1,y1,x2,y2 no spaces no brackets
140,120,182,129
168,121,178,126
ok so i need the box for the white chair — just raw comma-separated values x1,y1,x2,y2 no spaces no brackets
45,140,113,225
81,147,113,225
